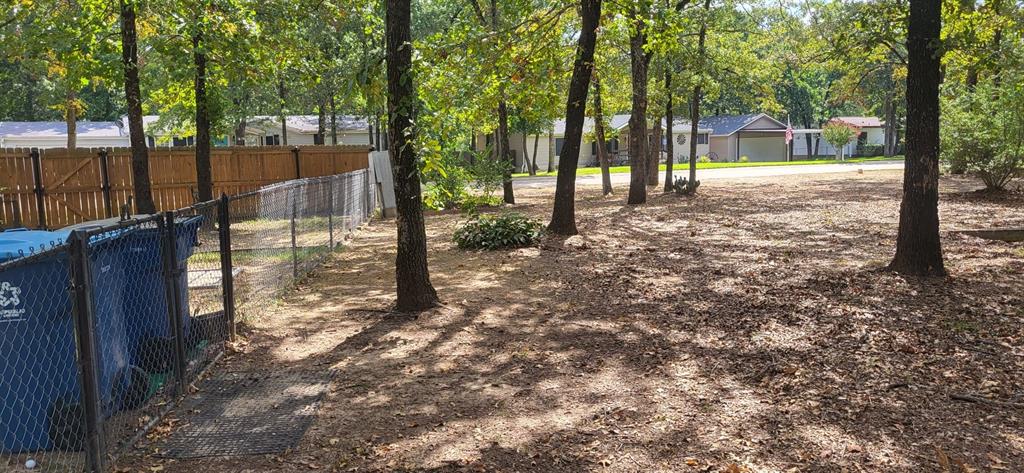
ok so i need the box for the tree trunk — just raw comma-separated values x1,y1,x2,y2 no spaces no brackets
663,68,674,193
234,118,246,146
330,95,338,144
648,114,661,186
688,0,711,191
547,125,555,173
593,73,613,195
119,0,155,214
521,133,530,174
193,22,213,202
278,79,288,145
548,0,600,235
65,91,77,149
888,0,945,276
626,21,649,205
317,97,327,145
883,87,896,157
530,134,539,175
803,119,813,158
386,0,440,311
498,99,515,204
688,84,701,187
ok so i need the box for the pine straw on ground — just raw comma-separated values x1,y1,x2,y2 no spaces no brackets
126,170,1023,473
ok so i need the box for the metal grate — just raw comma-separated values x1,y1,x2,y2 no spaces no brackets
156,372,328,458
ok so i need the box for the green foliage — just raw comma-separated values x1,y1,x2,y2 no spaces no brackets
453,212,543,250
941,77,1024,190
738,155,749,163
822,120,860,159
458,194,503,214
422,152,472,211
698,155,712,163
466,150,508,200
422,148,508,212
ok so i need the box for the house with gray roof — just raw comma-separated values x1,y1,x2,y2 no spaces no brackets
241,115,371,147
0,121,130,148
698,113,791,162
475,114,714,171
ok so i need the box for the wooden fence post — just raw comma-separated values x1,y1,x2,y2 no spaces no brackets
292,146,301,179
30,148,46,229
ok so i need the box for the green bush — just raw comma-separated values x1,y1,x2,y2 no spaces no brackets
738,155,749,163
453,212,543,250
422,151,471,211
941,78,1024,190
698,155,711,163
467,152,508,199
422,148,509,212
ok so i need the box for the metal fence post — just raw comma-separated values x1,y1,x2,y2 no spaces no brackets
217,194,236,341
364,168,372,220
327,178,335,249
290,187,298,278
30,148,46,229
161,211,188,393
98,149,113,218
68,230,106,473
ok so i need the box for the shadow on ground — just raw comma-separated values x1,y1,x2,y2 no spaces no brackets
121,170,1024,473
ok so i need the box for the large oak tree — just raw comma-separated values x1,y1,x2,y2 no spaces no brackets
386,0,441,310
888,0,945,275
548,0,602,235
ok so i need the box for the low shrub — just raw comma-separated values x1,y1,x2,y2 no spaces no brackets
698,155,711,163
453,212,543,250
738,155,749,163
459,194,502,214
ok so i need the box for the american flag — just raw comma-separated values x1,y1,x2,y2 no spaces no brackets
785,118,794,144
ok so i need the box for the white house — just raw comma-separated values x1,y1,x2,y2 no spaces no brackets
242,115,371,147
791,116,887,158
476,114,712,171
698,113,889,162
0,121,130,148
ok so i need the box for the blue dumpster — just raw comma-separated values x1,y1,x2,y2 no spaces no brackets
117,216,203,380
0,228,139,452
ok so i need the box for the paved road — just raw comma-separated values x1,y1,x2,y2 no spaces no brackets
514,160,905,189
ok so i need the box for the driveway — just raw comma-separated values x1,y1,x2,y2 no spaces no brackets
514,160,905,189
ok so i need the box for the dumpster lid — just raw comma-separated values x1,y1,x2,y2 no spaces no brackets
0,229,71,262
60,215,153,232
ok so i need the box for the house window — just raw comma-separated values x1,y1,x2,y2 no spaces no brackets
591,141,597,155
146,136,155,148
555,138,565,155
697,133,709,145
265,134,281,146
314,133,325,145
172,136,188,147
607,138,619,152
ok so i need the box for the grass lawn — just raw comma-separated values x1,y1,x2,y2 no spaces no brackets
512,155,902,178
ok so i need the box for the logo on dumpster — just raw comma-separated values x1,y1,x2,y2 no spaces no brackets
0,282,25,322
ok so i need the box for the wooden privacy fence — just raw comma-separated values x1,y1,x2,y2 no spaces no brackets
0,145,369,229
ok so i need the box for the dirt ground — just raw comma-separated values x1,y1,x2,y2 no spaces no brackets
126,170,1023,473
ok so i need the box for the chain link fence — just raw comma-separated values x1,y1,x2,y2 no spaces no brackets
0,169,376,472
